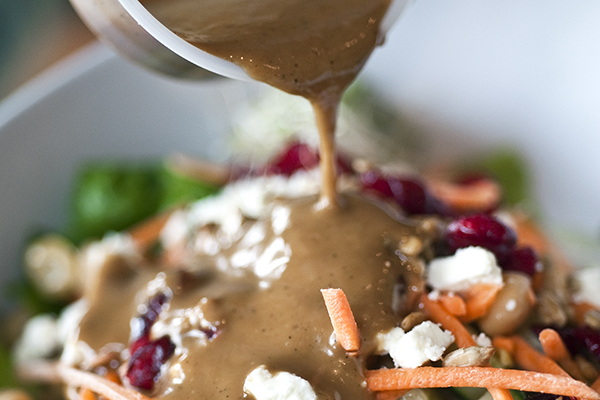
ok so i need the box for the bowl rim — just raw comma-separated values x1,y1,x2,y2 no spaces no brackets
0,42,115,131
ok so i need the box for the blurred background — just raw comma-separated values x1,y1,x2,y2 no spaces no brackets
0,0,93,99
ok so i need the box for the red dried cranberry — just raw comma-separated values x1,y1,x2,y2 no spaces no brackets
266,142,320,176
265,141,354,177
560,325,600,363
445,213,517,263
360,170,449,215
503,246,540,277
135,292,168,338
127,335,175,391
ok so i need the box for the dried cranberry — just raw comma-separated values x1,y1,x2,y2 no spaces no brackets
264,141,355,177
266,142,320,176
560,325,600,363
127,335,175,390
503,246,540,277
360,170,448,215
136,292,168,338
445,213,517,263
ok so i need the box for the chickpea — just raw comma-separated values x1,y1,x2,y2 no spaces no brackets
477,272,535,337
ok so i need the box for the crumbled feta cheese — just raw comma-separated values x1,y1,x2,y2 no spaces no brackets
376,321,455,368
472,332,492,347
427,246,503,292
243,365,317,400
573,267,600,308
14,314,61,363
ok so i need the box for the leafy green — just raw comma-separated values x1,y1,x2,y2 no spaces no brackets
67,161,220,244
158,166,219,211
68,163,161,242
0,343,18,388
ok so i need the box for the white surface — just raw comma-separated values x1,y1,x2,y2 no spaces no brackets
2,2,600,304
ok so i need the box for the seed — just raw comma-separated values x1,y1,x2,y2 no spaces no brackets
398,236,423,257
443,346,495,367
400,312,428,332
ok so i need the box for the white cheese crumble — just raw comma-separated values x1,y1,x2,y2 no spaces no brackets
427,246,503,292
376,321,455,368
243,365,317,400
573,266,600,308
472,332,492,347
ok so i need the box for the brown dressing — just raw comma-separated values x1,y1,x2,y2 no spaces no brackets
141,0,391,205
77,195,427,399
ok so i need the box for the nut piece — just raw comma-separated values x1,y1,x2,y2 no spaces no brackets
398,236,423,257
400,312,428,332
443,346,495,367
478,272,536,337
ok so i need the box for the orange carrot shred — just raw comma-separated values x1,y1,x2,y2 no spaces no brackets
365,367,600,400
106,370,121,385
420,294,475,348
510,336,570,378
492,337,515,354
129,211,173,250
419,295,514,400
438,293,467,317
539,328,586,381
539,328,571,362
429,178,501,213
459,283,502,322
321,288,361,353
80,388,96,400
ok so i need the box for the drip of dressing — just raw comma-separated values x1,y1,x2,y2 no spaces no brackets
141,0,392,205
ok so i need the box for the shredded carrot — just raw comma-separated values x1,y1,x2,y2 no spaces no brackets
459,283,503,322
539,328,585,381
438,293,467,317
57,364,151,400
419,294,475,348
80,388,96,400
106,370,121,385
492,337,515,354
429,178,501,213
129,211,173,250
419,295,514,400
508,336,569,378
321,288,361,353
365,367,600,400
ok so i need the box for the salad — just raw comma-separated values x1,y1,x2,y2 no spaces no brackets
3,86,600,400
3,84,600,400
